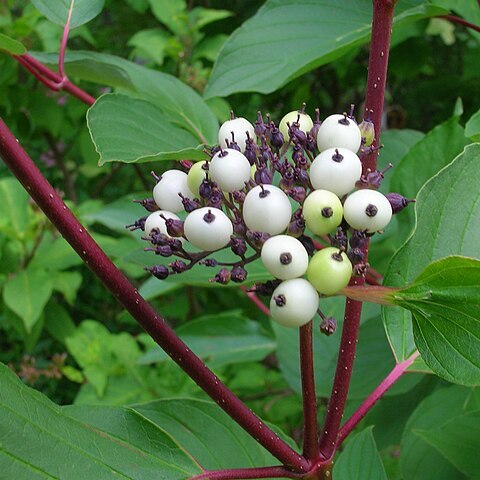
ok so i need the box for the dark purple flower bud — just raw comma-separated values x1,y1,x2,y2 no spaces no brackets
305,133,317,153
208,192,223,209
167,238,183,251
270,125,284,148
320,316,337,336
148,231,169,245
126,216,147,231
179,193,201,213
289,186,306,203
357,164,393,190
231,236,247,257
254,166,273,185
291,125,307,146
200,258,218,267
209,145,221,157
298,235,315,256
133,198,158,213
294,167,310,187
347,248,365,265
287,218,305,238
233,216,247,236
385,193,416,214
246,230,271,249
309,108,321,139
147,265,169,280
170,260,187,273
231,266,248,283
244,133,257,165
162,217,184,237
349,230,368,249
199,178,213,199
293,208,303,220
353,263,368,277
210,268,231,285
226,132,241,152
251,279,281,296
329,227,347,250
291,144,303,163
254,111,267,137
154,245,173,257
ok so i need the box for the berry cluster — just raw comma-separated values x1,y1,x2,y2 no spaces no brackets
129,105,414,329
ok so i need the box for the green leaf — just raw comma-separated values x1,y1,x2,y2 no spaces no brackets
0,178,30,238
205,0,447,98
52,271,83,305
87,94,206,165
0,363,201,479
416,410,480,479
431,0,480,40
44,302,76,344
3,268,53,332
32,50,218,144
333,427,387,480
189,7,233,30
0,33,26,55
401,385,473,480
127,28,169,65
389,116,468,240
139,311,276,368
149,0,187,34
31,0,105,29
383,144,480,363
393,256,480,386
465,108,480,142
29,235,83,271
132,398,298,469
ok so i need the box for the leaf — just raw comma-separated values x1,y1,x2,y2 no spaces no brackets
389,116,468,240
0,33,26,55
383,144,480,363
401,385,473,480
44,302,76,344
189,7,233,30
132,398,298,469
31,0,105,29
52,271,83,305
204,0,447,98
416,410,480,479
0,363,201,479
28,234,83,271
87,94,206,165
149,0,187,34
333,427,387,480
431,0,480,40
139,311,276,368
32,50,218,144
465,108,480,142
127,28,170,65
3,268,53,332
393,256,480,386
0,178,30,238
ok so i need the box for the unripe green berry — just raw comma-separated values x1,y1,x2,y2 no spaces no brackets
279,110,313,141
303,190,343,236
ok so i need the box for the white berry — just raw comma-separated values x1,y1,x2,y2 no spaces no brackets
218,117,256,152
144,210,180,237
209,149,251,192
279,110,313,140
270,278,319,328
243,185,292,235
261,235,309,280
153,170,194,213
184,207,233,251
343,189,392,232
309,148,362,197
317,113,362,153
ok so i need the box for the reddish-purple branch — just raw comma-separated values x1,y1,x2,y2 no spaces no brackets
58,0,74,80
441,15,480,34
0,118,309,473
318,0,396,461
299,322,319,461
189,466,304,480
336,351,420,446
13,54,95,106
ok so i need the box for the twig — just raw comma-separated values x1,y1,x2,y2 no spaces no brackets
189,466,304,480
318,0,397,462
440,15,480,34
240,286,270,316
58,0,75,81
0,118,309,473
336,351,420,446
299,322,319,461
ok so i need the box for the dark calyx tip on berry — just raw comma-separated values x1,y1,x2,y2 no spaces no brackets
331,251,344,262
365,203,378,217
258,185,270,198
279,252,293,265
274,294,286,307
321,207,333,218
338,113,350,126
332,149,344,163
203,209,216,223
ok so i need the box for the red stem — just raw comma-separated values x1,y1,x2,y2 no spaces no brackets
299,322,319,461
441,15,480,34
0,118,309,473
336,351,420,446
240,286,270,316
13,54,95,106
189,466,303,480
58,0,74,80
318,0,396,461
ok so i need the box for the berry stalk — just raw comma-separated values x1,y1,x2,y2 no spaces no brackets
318,0,397,462
0,117,309,473
189,466,304,480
